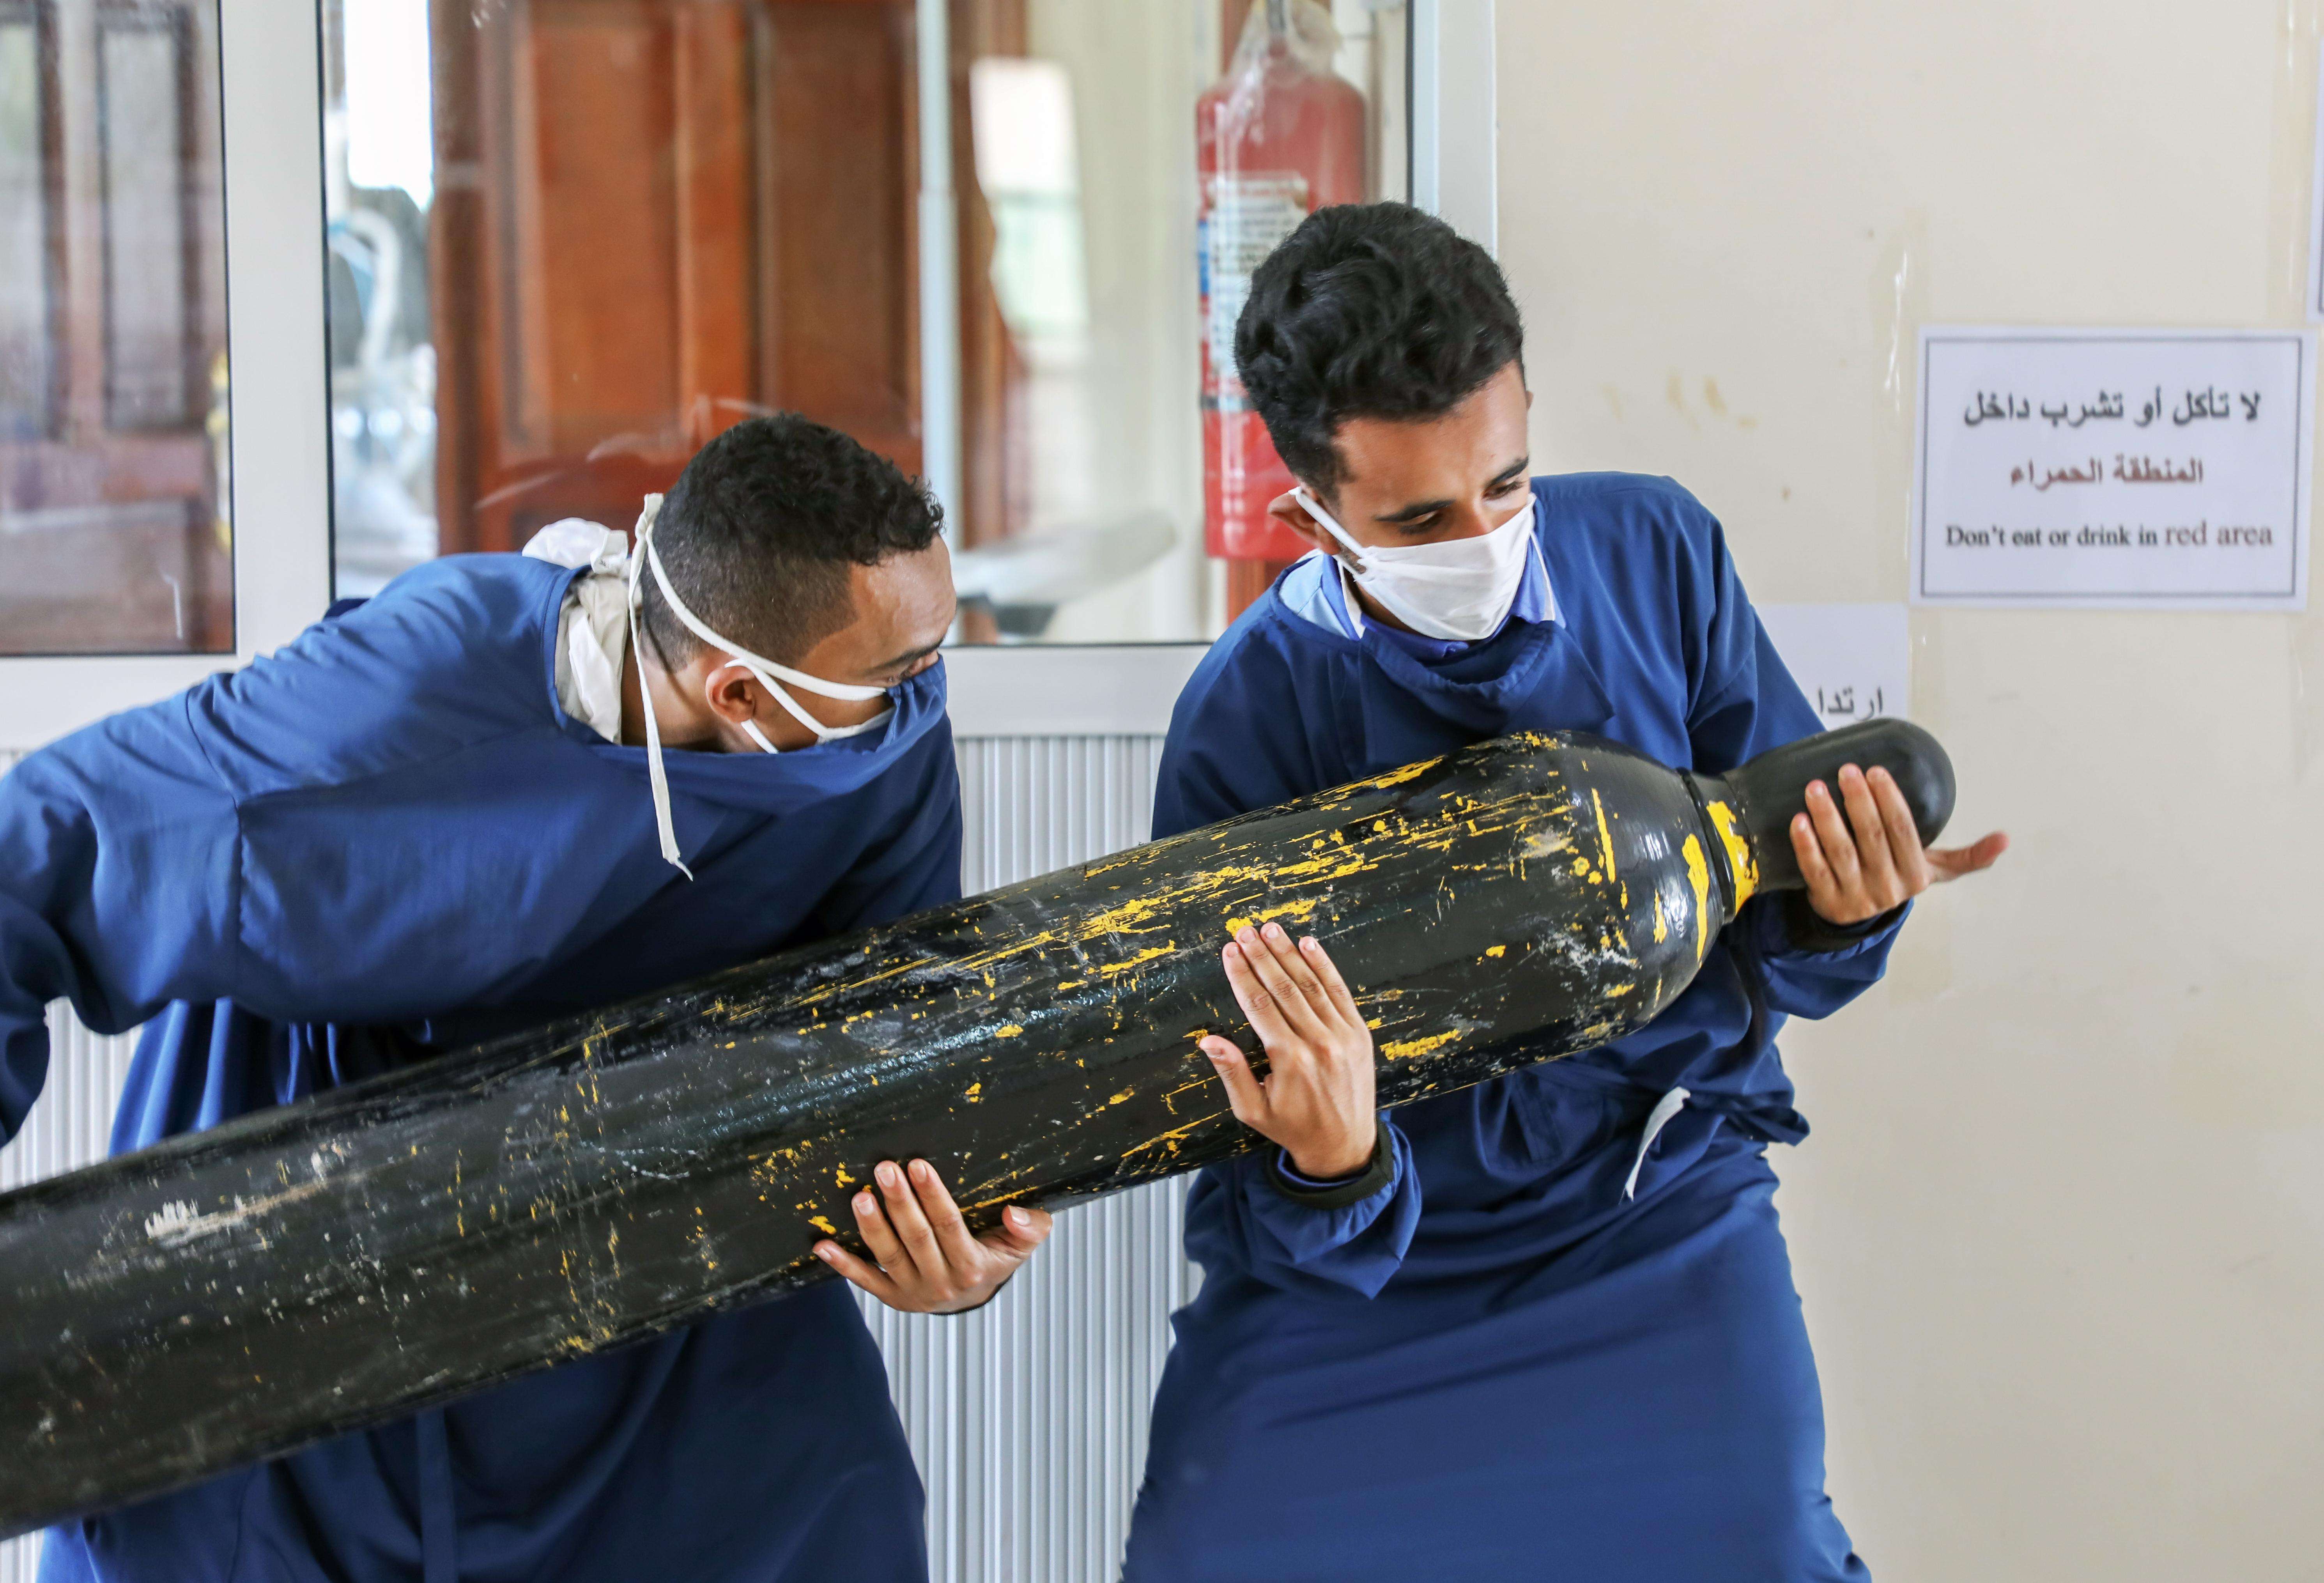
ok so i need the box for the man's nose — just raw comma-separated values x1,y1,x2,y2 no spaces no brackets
1445,504,1499,539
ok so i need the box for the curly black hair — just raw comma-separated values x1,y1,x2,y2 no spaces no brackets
1234,203,1524,494
642,414,943,666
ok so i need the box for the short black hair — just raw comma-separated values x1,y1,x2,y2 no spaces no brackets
1234,202,1524,494
641,414,943,666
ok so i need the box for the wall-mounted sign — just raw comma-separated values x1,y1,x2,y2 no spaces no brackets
1758,602,1910,730
2309,38,2324,324
1913,327,2311,610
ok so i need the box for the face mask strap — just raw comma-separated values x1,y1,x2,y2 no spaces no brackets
1293,487,1372,572
624,496,897,866
738,659,895,746
637,522,888,703
626,496,696,879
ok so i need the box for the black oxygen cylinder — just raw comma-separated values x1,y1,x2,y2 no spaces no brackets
0,717,1953,1537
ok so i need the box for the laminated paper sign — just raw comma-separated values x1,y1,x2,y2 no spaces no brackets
1757,603,1910,730
1913,328,2312,609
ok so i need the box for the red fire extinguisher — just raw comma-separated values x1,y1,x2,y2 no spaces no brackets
1198,0,1366,564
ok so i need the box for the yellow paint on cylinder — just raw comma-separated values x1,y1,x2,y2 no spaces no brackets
1681,835,1714,960
1221,895,1324,936
1355,756,1444,790
1591,790,1618,880
1097,944,1175,976
1705,800,1760,906
1381,1029,1462,1061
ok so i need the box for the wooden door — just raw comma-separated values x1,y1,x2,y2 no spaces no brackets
432,0,1020,555
0,0,230,654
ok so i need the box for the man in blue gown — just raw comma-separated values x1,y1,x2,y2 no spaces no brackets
1122,204,2006,1581
0,415,1053,1583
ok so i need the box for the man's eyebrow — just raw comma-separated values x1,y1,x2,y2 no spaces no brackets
1372,457,1531,524
1373,496,1456,525
869,626,953,673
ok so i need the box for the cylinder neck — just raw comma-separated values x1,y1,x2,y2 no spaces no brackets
1704,717,1958,900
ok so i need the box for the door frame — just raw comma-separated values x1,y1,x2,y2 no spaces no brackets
0,0,1496,751
0,0,330,751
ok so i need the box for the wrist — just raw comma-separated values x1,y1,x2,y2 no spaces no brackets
1268,1125,1395,1209
1288,1120,1377,1181
1783,891,1905,952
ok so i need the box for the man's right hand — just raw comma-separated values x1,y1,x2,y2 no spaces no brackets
1199,924,1378,1179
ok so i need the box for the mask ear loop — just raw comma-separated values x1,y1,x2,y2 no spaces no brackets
637,533,889,701
742,657,892,744
1293,487,1371,574
636,516,896,749
627,495,695,879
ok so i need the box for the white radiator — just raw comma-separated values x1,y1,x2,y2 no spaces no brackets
0,734,1188,1583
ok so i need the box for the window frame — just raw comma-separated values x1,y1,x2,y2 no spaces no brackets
0,0,329,749
0,0,1497,749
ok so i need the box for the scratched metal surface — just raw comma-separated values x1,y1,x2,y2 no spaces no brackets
0,1006,139,1583
0,728,1752,1535
0,754,142,1581
865,731,1198,1583
0,719,1952,1566
0,738,1190,1583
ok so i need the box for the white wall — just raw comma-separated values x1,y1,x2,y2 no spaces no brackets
1497,3,2324,1577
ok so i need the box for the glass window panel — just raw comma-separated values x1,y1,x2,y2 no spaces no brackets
322,0,436,594
0,0,231,656
325,0,1407,641
0,15,50,436
99,20,188,429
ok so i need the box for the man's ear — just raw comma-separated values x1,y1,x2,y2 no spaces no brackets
701,661,761,726
1267,488,1335,555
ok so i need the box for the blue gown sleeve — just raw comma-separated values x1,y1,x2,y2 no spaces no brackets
1676,498,1906,1017
1154,624,1424,1296
1196,1123,1421,1299
0,701,244,1142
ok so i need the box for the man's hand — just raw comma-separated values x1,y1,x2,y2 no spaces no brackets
1792,762,2009,925
1200,923,1377,1179
813,1159,1052,1314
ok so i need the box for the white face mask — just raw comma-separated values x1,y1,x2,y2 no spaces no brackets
626,493,895,876
1296,486,1539,643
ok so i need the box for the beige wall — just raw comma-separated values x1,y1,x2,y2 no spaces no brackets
1497,2,2324,1577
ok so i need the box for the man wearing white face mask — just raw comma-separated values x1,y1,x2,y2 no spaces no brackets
1122,206,2006,1582
4,415,1049,1583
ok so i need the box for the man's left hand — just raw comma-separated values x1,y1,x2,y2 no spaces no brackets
813,1158,1052,1314
1792,762,2009,925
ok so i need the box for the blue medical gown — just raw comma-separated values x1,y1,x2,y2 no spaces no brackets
1122,475,1900,1582
0,554,959,1583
